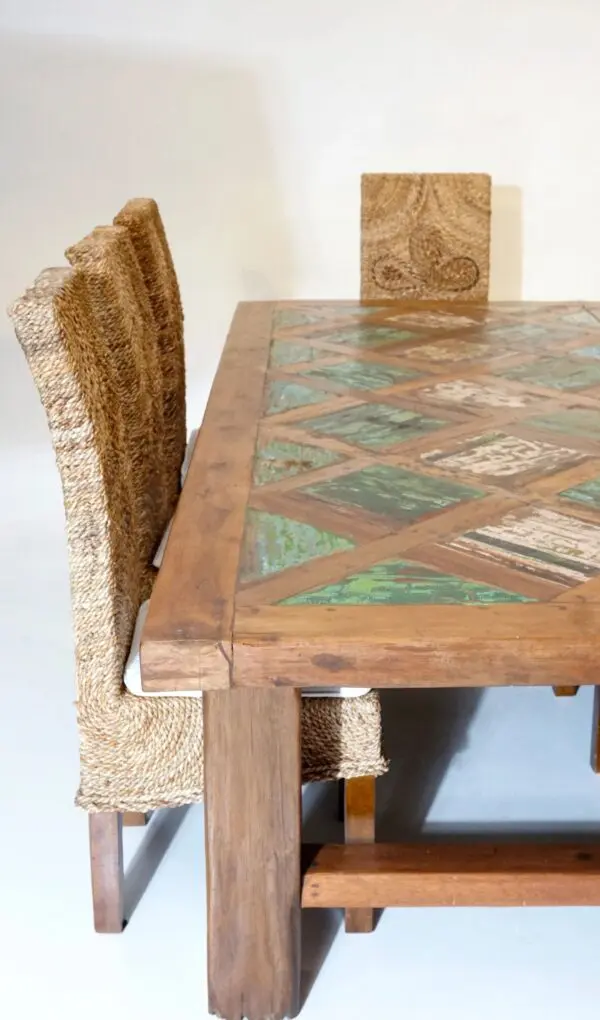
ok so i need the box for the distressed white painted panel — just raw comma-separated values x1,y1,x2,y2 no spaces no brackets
452,507,600,585
383,312,479,329
422,433,583,478
419,379,533,409
404,341,491,362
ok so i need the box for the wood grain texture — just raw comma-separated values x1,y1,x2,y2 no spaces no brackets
591,687,600,773
140,302,274,691
302,842,600,908
234,604,600,689
344,776,376,933
89,812,124,933
236,495,523,611
204,688,301,1020
122,811,150,826
361,174,491,301
138,300,600,694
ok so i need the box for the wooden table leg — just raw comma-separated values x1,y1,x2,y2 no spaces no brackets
204,688,301,1020
591,687,600,773
344,776,376,933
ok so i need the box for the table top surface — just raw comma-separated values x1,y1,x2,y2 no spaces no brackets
141,300,600,692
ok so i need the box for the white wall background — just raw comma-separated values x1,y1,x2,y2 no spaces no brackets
2,0,600,434
3,6,600,1020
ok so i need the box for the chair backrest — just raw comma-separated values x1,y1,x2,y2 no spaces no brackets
8,201,204,813
360,172,491,302
113,199,186,498
9,202,185,705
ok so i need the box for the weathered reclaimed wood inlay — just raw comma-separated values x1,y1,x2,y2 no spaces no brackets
560,476,600,511
300,359,421,391
253,439,344,486
281,558,532,606
302,465,484,523
239,509,354,583
421,432,585,480
300,403,448,450
417,379,537,409
501,356,600,391
449,508,600,588
142,299,600,695
525,410,600,442
264,380,328,415
236,300,600,606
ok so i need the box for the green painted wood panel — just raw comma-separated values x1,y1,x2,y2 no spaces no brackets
573,345,600,361
273,305,381,331
270,341,324,366
560,476,600,510
322,326,419,348
501,357,600,391
239,510,354,583
281,558,533,605
265,380,328,415
525,410,600,442
301,359,420,391
300,402,447,450
253,440,343,486
303,464,484,523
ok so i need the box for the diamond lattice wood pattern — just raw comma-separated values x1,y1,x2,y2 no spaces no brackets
240,301,600,611
141,299,600,692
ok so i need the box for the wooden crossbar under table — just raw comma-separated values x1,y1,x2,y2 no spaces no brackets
141,300,600,1020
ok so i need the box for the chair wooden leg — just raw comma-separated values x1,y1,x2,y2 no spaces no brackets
344,775,376,933
553,686,579,697
204,688,301,1020
123,811,150,826
89,812,124,933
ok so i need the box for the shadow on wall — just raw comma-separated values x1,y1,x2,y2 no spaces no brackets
490,184,523,300
0,30,294,453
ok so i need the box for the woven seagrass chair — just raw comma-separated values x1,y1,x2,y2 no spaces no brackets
9,199,387,934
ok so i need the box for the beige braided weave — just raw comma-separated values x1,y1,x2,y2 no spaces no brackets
9,199,387,813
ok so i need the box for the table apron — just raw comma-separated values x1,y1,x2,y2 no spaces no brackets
232,639,597,689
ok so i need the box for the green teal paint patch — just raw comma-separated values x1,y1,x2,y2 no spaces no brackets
273,305,381,331
560,476,600,510
486,323,548,342
301,359,420,391
253,440,343,486
322,326,419,347
281,558,533,606
300,402,447,449
561,309,600,328
500,357,600,391
302,464,484,522
573,345,600,361
329,304,386,318
270,341,324,366
525,410,600,442
239,510,354,582
265,380,327,415
273,309,326,329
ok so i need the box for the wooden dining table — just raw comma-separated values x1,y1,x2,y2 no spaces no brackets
140,299,600,1020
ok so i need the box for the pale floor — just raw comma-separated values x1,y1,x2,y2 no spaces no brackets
3,449,600,1020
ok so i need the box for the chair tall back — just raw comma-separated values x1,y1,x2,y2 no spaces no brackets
9,218,203,814
360,172,491,302
113,199,186,500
